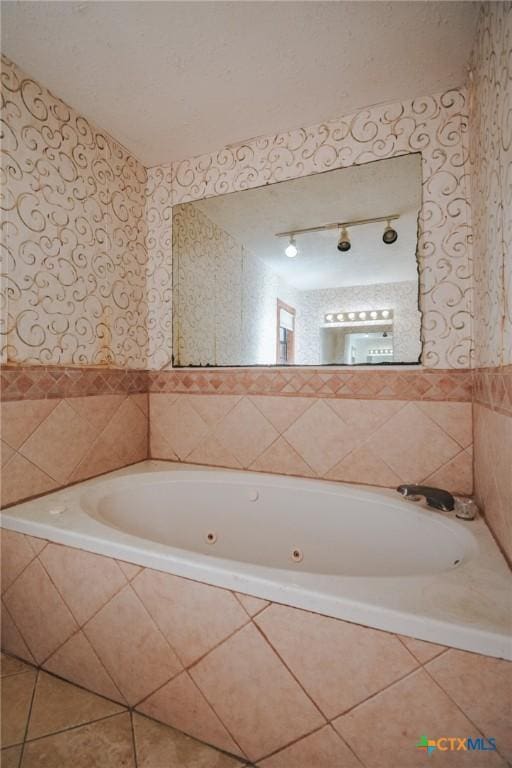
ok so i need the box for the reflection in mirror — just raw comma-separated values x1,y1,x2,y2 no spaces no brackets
172,154,422,366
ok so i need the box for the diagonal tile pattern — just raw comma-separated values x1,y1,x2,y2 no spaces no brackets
257,724,363,768
3,559,78,664
426,649,512,762
149,392,473,493
131,568,249,666
133,712,243,768
333,669,508,768
39,545,127,626
255,604,418,718
26,671,124,740
137,670,244,757
2,379,474,509
0,653,247,768
83,585,183,705
189,623,325,761
1,530,510,765
1,393,148,507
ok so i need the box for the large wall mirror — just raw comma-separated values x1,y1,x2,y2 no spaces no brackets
172,153,422,366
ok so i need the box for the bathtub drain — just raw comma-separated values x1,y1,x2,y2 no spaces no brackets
205,532,217,544
291,548,303,563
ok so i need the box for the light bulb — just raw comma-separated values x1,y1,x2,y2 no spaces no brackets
359,312,367,320
337,313,344,321
348,312,355,320
370,311,378,319
382,310,390,318
285,237,297,258
326,313,334,321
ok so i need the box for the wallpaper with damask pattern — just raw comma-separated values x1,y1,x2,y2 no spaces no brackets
469,2,512,367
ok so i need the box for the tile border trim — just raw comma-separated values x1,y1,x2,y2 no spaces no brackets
472,365,512,417
1,365,474,402
0,366,148,402
147,368,473,402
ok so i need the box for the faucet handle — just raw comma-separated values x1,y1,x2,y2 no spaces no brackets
454,498,479,520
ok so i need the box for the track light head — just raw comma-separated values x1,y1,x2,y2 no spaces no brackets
382,222,398,244
337,227,351,252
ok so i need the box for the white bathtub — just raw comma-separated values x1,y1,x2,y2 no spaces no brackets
1,460,511,659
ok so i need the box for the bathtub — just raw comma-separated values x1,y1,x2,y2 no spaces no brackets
1,460,511,660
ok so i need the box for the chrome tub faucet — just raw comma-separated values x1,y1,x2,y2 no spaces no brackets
396,485,477,520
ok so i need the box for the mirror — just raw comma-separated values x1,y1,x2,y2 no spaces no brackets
172,154,422,366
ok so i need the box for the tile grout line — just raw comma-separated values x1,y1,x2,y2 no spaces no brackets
21,710,130,749
17,667,39,768
2,398,61,455
421,661,511,766
232,592,269,619
1,538,42,596
2,447,58,496
37,545,131,631
1,598,37,667
134,667,248,761
129,710,139,768
250,618,329,721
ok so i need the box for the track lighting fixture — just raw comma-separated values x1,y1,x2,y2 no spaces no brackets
382,220,398,244
276,214,399,256
337,227,351,252
285,236,298,258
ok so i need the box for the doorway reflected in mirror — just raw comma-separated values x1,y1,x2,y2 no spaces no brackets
172,154,422,366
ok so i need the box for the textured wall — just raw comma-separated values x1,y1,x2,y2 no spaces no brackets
2,530,510,765
173,206,421,366
0,56,153,368
296,281,421,364
173,203,300,365
2,53,472,370
170,88,472,369
145,166,173,370
469,3,512,561
470,3,512,368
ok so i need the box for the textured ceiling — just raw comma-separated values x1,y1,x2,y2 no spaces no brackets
191,154,422,290
1,1,478,166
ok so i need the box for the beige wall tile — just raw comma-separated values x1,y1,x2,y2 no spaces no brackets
83,585,182,705
132,569,248,666
136,671,244,757
190,624,324,762
256,604,417,718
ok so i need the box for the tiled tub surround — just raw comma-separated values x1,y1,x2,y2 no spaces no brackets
0,392,148,507
149,392,473,494
1,526,511,766
2,462,510,657
1,365,474,507
1,652,245,768
473,366,512,564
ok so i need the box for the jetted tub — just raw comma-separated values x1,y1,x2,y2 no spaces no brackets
1,460,511,659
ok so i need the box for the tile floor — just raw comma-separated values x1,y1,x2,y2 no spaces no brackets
0,652,251,767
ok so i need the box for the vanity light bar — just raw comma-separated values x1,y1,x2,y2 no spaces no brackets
368,349,393,356
324,309,394,323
